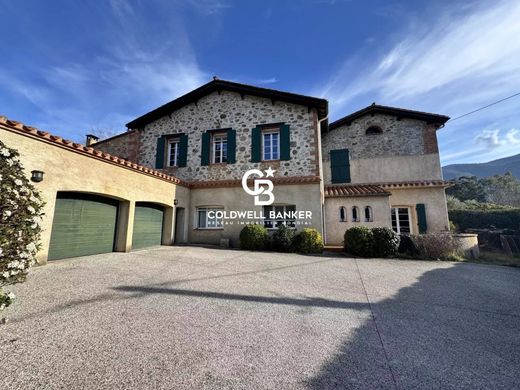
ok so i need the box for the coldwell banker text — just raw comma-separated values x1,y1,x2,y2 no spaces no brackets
208,210,313,220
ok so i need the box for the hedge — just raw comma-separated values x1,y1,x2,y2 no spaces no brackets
449,209,520,231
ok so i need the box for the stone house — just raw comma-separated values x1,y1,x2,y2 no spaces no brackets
0,78,451,263
95,79,450,247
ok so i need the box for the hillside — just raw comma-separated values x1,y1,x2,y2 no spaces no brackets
443,153,520,179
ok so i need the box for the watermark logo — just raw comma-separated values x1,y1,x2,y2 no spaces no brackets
241,167,276,206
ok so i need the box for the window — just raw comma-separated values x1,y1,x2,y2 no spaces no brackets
340,207,346,222
352,206,360,222
262,129,280,161
212,133,227,164
366,126,383,135
364,206,373,222
263,204,296,229
391,207,411,234
167,139,179,167
196,207,224,229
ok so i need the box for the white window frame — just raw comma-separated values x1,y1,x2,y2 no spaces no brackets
196,207,224,229
263,204,296,229
391,207,411,234
262,129,280,161
212,133,227,164
364,206,373,222
352,206,360,222
167,138,179,167
339,206,346,222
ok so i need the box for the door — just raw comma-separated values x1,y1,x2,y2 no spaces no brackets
48,193,119,260
132,203,164,249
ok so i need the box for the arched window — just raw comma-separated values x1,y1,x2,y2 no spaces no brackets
339,206,346,222
364,206,373,222
366,126,383,135
352,206,360,222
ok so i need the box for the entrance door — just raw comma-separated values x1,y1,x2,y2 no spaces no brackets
391,207,411,234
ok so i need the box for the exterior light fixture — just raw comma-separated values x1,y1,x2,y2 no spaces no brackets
31,170,44,183
174,199,179,206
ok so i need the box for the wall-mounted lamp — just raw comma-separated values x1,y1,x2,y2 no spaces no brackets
31,170,44,183
174,199,179,206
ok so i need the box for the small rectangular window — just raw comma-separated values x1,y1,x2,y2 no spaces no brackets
167,139,179,167
212,134,227,164
196,207,224,229
262,130,280,161
263,204,296,229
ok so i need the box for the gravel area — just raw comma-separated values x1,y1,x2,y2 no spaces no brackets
2,246,520,389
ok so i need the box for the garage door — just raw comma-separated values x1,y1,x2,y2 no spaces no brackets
48,193,119,260
132,203,164,250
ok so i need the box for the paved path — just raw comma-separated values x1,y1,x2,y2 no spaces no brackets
2,247,520,389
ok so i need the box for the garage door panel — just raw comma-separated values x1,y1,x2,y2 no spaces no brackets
48,193,119,260
132,203,164,250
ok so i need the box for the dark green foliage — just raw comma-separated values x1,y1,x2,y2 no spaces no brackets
446,176,486,202
398,235,419,256
294,228,324,254
372,227,400,257
239,224,268,250
343,227,374,257
271,224,295,252
449,209,520,231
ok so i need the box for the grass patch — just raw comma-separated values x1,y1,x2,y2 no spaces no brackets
464,251,520,267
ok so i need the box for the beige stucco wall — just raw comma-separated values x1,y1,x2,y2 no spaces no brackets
388,187,450,233
324,196,391,245
323,154,443,184
1,127,187,264
187,183,323,247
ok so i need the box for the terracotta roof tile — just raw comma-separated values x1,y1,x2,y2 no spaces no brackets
324,184,390,198
0,115,186,186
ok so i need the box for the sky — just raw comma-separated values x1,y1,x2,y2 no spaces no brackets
0,0,519,166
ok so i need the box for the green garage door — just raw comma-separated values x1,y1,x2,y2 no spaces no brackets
48,193,119,260
132,203,164,250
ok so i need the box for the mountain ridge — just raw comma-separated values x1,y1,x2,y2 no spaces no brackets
442,153,520,179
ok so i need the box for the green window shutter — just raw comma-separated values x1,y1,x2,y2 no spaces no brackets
227,129,236,164
155,136,165,169
280,124,291,160
416,203,427,233
251,127,262,162
201,132,211,166
178,134,188,167
330,149,351,183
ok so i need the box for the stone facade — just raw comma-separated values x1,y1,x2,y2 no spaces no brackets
136,90,320,182
94,130,140,163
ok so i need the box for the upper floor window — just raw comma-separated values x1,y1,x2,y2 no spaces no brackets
366,126,383,135
339,206,346,222
364,206,373,222
263,129,280,161
212,133,227,164
167,138,179,167
352,206,360,222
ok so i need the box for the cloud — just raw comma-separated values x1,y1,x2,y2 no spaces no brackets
475,128,520,149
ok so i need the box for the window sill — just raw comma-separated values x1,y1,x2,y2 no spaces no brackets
208,162,228,167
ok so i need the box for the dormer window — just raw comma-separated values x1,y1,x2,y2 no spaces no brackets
366,126,383,135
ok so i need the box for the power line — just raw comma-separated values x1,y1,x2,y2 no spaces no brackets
449,91,520,122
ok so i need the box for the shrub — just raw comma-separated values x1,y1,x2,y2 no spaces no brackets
410,233,461,260
239,224,268,250
294,228,323,254
271,224,296,252
344,226,374,257
449,209,520,231
1,140,45,314
398,235,419,257
372,227,400,258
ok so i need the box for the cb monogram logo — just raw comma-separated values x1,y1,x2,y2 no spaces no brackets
241,167,276,206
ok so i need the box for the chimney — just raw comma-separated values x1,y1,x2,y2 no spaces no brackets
85,134,99,146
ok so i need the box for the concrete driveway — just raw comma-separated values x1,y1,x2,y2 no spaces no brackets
2,246,520,389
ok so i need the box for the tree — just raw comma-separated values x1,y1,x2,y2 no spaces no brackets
0,140,45,315
446,176,487,202
481,172,520,207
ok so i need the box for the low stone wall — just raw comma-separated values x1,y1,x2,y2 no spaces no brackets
452,233,479,259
